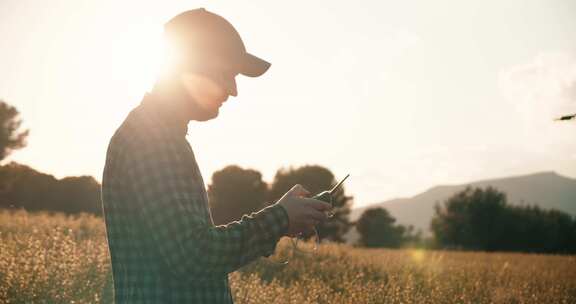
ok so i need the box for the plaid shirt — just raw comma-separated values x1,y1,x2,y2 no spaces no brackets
101,93,289,303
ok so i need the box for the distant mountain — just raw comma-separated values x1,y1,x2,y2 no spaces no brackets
349,172,576,239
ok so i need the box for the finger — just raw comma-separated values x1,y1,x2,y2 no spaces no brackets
305,198,332,211
287,184,311,197
301,225,316,238
307,209,328,222
300,221,317,237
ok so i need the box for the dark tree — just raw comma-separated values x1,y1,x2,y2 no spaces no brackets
0,162,58,211
501,205,576,253
269,165,353,242
55,176,102,214
208,165,268,225
431,186,507,251
0,100,29,161
0,162,102,215
431,186,576,253
356,207,411,248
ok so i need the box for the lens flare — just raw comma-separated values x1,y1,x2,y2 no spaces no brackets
410,248,425,263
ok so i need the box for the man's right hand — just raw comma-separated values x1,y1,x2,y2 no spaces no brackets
276,184,333,237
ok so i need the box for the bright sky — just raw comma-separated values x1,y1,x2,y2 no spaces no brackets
1,0,575,208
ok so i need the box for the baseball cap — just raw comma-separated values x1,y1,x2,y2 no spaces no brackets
164,8,271,77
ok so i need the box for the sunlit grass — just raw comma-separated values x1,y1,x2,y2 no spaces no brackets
1,210,575,303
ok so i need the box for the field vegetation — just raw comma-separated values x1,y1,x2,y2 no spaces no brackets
1,210,575,303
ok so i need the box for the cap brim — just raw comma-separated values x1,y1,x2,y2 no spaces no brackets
239,53,271,77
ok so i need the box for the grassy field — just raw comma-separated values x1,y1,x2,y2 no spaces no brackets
1,210,575,303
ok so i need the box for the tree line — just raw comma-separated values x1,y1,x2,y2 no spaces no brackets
0,161,356,242
431,186,576,254
356,186,576,254
0,100,102,215
0,162,102,214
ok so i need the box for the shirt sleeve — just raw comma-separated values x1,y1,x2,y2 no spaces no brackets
121,134,289,280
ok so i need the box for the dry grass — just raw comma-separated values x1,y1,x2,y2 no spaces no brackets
1,210,575,303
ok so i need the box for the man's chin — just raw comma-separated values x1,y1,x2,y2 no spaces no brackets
185,96,223,121
195,107,219,121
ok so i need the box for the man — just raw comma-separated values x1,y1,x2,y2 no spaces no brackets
101,8,332,304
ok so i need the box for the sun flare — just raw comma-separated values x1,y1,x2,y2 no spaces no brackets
110,25,165,94
410,249,425,263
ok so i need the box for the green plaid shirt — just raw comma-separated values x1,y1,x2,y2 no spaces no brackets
101,93,289,303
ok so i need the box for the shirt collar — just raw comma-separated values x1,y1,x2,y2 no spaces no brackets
138,92,190,137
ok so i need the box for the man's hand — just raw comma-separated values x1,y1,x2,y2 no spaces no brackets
276,184,333,237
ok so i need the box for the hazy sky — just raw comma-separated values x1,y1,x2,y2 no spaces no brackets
1,0,575,208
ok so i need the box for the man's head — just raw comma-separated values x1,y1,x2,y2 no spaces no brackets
155,8,270,121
